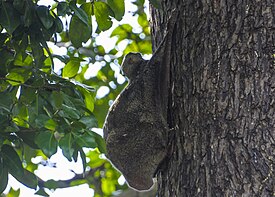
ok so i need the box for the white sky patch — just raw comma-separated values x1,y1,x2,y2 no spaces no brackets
116,39,130,52
84,62,103,79
92,128,103,137
50,184,94,197
47,42,67,73
96,86,110,99
109,81,117,89
117,74,127,84
118,175,126,185
37,0,55,6
34,149,84,181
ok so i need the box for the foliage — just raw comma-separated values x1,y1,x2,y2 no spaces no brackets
0,0,152,196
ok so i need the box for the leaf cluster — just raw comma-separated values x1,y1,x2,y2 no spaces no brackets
0,0,152,196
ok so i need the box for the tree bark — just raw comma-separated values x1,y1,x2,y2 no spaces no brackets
150,0,275,196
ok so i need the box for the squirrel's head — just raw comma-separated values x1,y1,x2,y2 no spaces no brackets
121,53,144,80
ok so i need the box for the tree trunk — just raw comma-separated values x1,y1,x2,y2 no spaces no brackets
150,1,275,196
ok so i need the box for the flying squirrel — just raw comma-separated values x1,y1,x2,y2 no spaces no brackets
103,10,178,191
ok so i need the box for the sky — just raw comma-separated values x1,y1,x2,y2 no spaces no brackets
4,0,149,196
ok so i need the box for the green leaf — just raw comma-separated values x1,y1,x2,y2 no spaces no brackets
71,121,86,130
12,169,38,189
12,104,29,128
44,119,57,131
43,179,59,189
59,133,74,161
6,68,32,86
36,6,54,29
1,144,24,177
82,90,95,112
77,0,86,4
2,121,20,133
0,160,8,194
35,188,49,196
74,130,97,148
86,149,105,168
94,2,114,31
14,53,33,67
62,93,77,108
138,12,149,28
94,132,106,153
17,34,29,60
57,2,68,16
79,115,97,128
111,24,132,43
0,92,13,112
51,91,63,109
24,4,35,27
34,114,50,128
69,3,89,25
72,147,79,162
137,40,152,54
102,178,116,195
29,37,45,66
7,188,20,197
20,87,36,105
35,131,58,157
79,148,86,173
55,17,63,33
0,2,21,34
61,104,80,119
97,45,106,56
107,0,125,21
0,81,10,93
69,15,92,48
0,48,14,78
74,129,105,149
16,132,39,149
62,58,81,78
81,3,93,16
13,0,25,12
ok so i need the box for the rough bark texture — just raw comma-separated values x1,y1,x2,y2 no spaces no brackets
150,0,275,196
